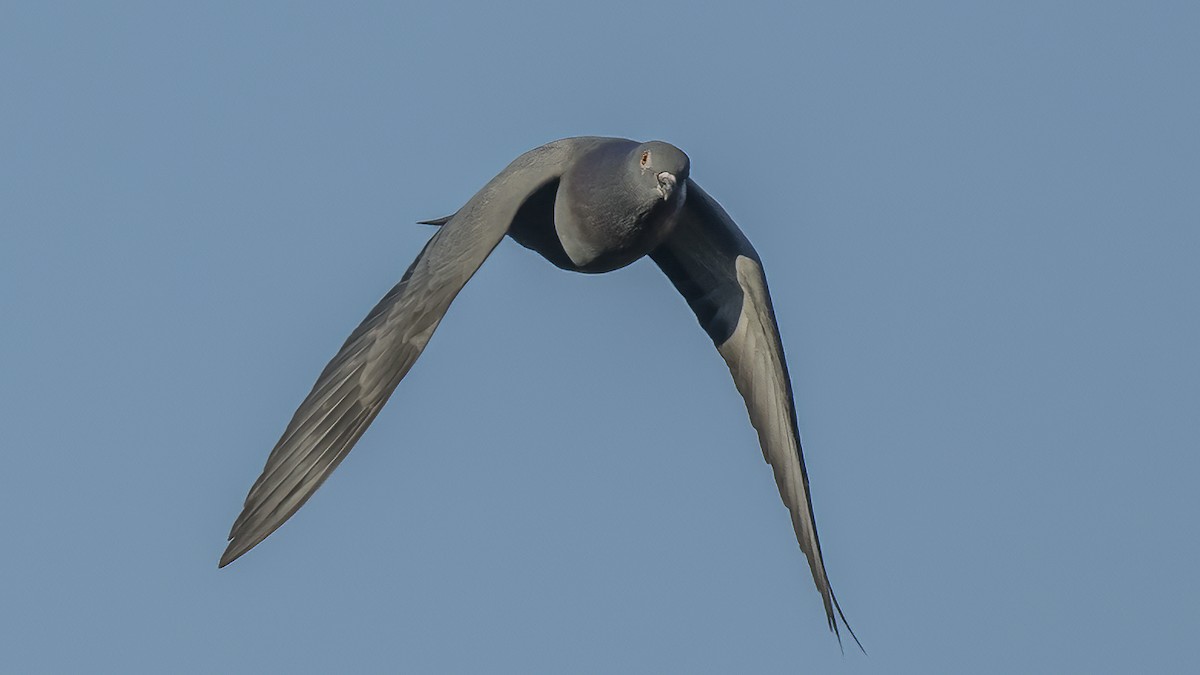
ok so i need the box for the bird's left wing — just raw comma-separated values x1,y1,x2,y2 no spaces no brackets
650,179,861,650
221,140,585,567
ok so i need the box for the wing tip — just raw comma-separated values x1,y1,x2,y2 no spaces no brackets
220,521,272,569
218,539,246,568
828,591,866,655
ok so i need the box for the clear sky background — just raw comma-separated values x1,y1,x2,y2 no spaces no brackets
2,2,1197,673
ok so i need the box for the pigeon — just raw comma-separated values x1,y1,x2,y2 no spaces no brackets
221,136,860,648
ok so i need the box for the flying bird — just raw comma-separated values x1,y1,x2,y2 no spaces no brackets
221,137,860,648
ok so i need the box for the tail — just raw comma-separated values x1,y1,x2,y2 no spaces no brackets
417,213,455,226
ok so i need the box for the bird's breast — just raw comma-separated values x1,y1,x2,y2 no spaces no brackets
554,182,685,274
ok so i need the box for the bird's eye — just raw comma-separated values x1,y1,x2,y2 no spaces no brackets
640,151,650,167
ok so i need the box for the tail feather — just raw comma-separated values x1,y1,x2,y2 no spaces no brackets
417,213,454,226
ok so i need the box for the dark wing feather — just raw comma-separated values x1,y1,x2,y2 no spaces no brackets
651,179,861,650
221,141,583,567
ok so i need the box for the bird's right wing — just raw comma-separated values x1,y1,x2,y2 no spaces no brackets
221,140,587,567
650,179,861,650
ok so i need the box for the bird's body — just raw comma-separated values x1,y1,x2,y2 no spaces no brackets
221,137,860,649
550,138,688,271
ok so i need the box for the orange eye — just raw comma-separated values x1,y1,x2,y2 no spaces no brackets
640,151,650,167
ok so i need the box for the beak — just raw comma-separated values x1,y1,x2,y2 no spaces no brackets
656,171,677,200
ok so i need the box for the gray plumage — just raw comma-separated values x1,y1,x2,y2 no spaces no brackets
221,137,860,649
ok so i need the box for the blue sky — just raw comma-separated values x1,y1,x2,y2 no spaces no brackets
2,2,1197,673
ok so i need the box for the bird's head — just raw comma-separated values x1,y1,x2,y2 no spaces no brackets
634,141,690,201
